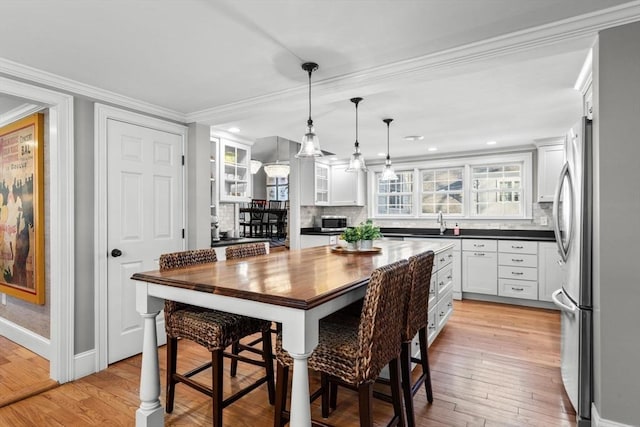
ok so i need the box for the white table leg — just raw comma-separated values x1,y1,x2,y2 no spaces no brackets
136,311,164,426
289,352,313,427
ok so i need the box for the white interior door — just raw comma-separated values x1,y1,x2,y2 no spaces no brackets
107,119,184,364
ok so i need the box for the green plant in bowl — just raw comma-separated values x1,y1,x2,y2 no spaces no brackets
340,227,360,243
357,219,382,240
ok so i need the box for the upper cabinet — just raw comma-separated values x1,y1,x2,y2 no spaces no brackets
535,139,565,203
300,159,330,206
219,139,251,203
330,165,366,206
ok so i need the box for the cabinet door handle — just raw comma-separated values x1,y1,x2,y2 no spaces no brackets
512,258,524,262
511,287,525,291
440,257,446,262
447,274,452,280
474,252,485,256
511,271,524,275
440,311,445,316
439,281,444,287
512,245,524,249
428,324,436,330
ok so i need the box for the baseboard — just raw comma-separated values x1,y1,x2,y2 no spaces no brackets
592,404,635,427
74,349,98,380
0,316,50,359
462,292,557,310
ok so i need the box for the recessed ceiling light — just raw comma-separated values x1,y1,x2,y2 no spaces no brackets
228,127,240,133
428,147,438,152
403,135,424,141
377,152,386,157
486,140,497,145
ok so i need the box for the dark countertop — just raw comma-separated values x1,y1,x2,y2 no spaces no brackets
301,227,555,241
211,237,270,248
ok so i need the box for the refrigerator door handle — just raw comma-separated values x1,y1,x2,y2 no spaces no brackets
552,161,574,263
551,288,577,314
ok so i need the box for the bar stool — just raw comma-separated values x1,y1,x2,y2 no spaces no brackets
160,248,275,427
273,259,410,427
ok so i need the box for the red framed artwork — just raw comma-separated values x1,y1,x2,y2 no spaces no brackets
0,113,45,304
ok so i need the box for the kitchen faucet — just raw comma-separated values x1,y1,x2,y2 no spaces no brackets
437,210,446,235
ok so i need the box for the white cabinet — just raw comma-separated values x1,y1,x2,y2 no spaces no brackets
300,159,330,206
300,234,338,249
538,241,564,302
210,138,217,218
498,240,538,301
536,143,564,202
219,139,251,202
462,239,498,295
330,166,365,206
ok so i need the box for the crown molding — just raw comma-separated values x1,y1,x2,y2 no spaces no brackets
0,103,43,127
187,1,640,125
0,57,186,123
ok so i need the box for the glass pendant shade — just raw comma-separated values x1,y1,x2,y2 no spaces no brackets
296,62,323,158
346,97,368,172
379,118,397,181
264,163,290,178
250,160,262,174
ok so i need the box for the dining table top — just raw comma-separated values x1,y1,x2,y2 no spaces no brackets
132,240,452,310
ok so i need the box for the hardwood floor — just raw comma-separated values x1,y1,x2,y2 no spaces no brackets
0,336,58,408
0,300,576,426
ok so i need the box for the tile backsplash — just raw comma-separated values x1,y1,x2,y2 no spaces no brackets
301,203,554,231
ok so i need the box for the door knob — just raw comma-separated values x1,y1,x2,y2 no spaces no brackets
111,249,122,257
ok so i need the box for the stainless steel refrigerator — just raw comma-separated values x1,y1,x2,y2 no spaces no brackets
551,116,593,426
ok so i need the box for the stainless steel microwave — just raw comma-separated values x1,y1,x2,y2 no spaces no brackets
318,215,348,232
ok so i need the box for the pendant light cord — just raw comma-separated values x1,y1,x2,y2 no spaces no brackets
307,69,313,127
384,118,393,161
355,101,359,148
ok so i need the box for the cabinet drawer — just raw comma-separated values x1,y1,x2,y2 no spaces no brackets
498,279,538,300
427,308,438,346
436,291,454,330
463,239,497,252
499,253,537,268
435,247,454,270
498,240,537,254
428,274,437,308
498,265,537,281
437,264,453,297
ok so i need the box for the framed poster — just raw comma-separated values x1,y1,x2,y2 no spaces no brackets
0,113,45,304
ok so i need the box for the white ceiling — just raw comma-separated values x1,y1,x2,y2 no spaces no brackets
1,0,639,161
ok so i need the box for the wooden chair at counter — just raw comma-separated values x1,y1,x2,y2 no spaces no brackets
160,248,275,427
273,259,410,427
241,201,266,237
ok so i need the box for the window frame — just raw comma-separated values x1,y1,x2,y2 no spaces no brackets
373,169,415,217
368,152,533,220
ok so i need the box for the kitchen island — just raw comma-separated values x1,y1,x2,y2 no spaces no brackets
131,239,452,427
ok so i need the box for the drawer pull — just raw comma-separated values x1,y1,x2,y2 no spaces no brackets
448,254,453,258
474,244,485,248
511,271,524,275
429,289,435,295
428,324,436,330
439,281,444,287
448,302,453,307
474,252,485,256
440,257,446,262
511,287,525,291
512,245,524,249
447,274,452,280
512,258,524,262
440,311,445,316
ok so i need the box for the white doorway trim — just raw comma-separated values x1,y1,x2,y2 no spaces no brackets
94,104,187,371
0,76,75,383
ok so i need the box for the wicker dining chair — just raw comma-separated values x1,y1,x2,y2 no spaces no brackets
160,248,275,427
273,259,411,427
225,242,273,377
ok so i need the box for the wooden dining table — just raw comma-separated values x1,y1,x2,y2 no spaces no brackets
131,239,449,426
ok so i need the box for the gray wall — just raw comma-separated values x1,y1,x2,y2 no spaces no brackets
73,98,95,353
186,123,211,250
593,21,640,425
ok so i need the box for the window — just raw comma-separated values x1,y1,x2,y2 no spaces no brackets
375,170,413,215
471,164,522,216
421,167,463,215
266,177,288,201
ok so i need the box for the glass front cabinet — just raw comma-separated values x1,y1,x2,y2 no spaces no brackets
219,138,252,203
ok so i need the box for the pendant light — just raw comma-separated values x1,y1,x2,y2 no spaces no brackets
250,160,262,174
264,137,290,178
380,118,398,181
296,62,323,158
346,97,368,172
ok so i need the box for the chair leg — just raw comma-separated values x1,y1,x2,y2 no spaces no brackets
212,349,224,427
400,341,416,427
165,336,178,413
329,381,338,410
357,383,374,427
389,357,406,427
274,362,289,427
419,328,434,403
262,330,276,405
321,373,330,418
230,341,239,377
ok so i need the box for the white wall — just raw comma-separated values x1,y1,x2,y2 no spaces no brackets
592,20,640,426
186,123,211,250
